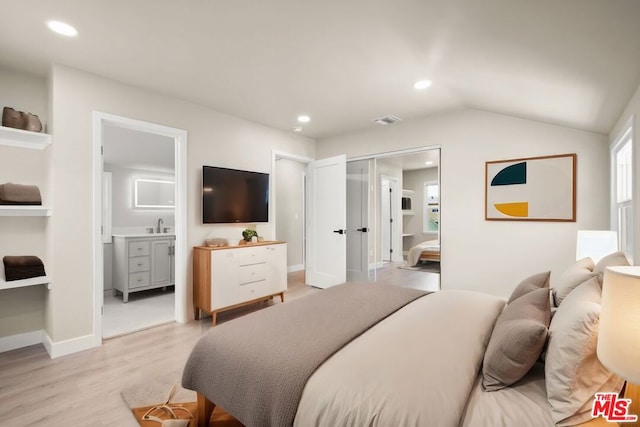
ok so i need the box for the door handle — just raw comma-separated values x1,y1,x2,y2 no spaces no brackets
357,227,369,232
333,229,346,234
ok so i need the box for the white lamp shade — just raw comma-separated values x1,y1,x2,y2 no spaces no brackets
597,266,640,384
576,230,618,264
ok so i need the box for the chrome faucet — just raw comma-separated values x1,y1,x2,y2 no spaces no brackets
157,218,164,233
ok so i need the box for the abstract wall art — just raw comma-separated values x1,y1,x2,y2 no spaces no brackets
485,153,576,221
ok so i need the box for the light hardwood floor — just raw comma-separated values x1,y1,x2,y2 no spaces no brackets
0,267,438,427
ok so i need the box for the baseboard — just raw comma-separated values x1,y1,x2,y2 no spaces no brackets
287,264,304,273
369,261,385,270
0,330,44,353
43,332,99,359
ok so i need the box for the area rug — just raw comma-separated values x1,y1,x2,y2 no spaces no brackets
122,371,243,426
398,261,440,273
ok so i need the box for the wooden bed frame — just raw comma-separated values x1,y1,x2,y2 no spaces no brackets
197,392,215,427
419,249,440,262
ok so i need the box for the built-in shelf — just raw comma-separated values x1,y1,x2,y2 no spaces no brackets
0,125,51,150
402,210,415,215
402,189,414,195
0,275,51,291
0,206,52,216
402,233,413,237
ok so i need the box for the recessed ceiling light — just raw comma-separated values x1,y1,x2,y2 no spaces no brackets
47,20,78,37
425,161,434,166
293,127,303,132
413,80,432,90
297,115,310,123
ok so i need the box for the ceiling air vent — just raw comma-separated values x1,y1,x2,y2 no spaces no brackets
372,115,402,126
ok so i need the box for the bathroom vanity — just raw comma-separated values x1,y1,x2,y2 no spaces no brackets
112,234,175,302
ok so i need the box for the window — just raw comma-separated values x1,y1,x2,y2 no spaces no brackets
612,123,633,262
423,181,439,234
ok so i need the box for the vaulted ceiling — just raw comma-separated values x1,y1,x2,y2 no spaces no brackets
1,0,639,139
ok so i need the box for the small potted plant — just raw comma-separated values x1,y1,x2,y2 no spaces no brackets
242,229,258,243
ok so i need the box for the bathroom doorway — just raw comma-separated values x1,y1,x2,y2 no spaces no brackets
92,112,188,342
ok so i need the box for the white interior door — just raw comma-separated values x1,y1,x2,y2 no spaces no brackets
347,160,370,282
305,155,346,288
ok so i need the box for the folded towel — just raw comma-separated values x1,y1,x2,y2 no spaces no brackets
3,256,46,281
3,256,44,268
4,267,46,281
0,200,42,205
0,183,42,204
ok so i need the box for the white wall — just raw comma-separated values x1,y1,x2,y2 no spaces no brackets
402,167,439,252
0,66,48,339
275,158,305,270
105,163,175,231
610,83,640,265
46,64,315,343
318,108,609,297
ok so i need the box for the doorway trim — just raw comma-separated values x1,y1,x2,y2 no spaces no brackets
91,112,188,346
349,145,441,162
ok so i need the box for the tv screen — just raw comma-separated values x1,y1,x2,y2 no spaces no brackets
202,166,269,223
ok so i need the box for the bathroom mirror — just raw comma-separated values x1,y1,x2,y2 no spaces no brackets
134,178,175,209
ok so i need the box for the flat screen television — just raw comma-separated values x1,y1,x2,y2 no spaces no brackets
202,166,269,223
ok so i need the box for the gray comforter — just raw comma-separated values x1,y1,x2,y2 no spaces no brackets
182,282,427,427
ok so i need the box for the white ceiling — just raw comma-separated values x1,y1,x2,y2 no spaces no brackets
1,1,639,139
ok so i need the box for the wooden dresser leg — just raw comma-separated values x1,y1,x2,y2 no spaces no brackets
211,312,217,326
197,392,215,427
194,307,200,321
279,292,285,303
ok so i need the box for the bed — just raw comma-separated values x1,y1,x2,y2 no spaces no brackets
182,252,629,427
406,239,440,266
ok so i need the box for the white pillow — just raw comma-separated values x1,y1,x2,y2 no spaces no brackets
593,251,630,285
552,258,597,306
545,278,624,426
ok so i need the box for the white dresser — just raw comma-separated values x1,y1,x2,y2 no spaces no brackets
112,234,176,302
193,241,287,325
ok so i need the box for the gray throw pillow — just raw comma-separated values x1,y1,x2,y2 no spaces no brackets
482,288,551,391
508,271,551,303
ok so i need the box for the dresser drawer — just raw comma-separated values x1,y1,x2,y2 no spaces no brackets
235,248,267,266
129,241,150,257
129,271,150,289
129,256,150,273
238,277,270,301
238,262,267,285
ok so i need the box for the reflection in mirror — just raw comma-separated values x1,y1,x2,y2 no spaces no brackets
134,178,175,209
366,148,440,292
423,182,439,235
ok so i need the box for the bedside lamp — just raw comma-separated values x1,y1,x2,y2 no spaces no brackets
597,266,640,423
576,230,618,264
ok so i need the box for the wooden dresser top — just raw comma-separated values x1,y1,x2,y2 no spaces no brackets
194,240,286,251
